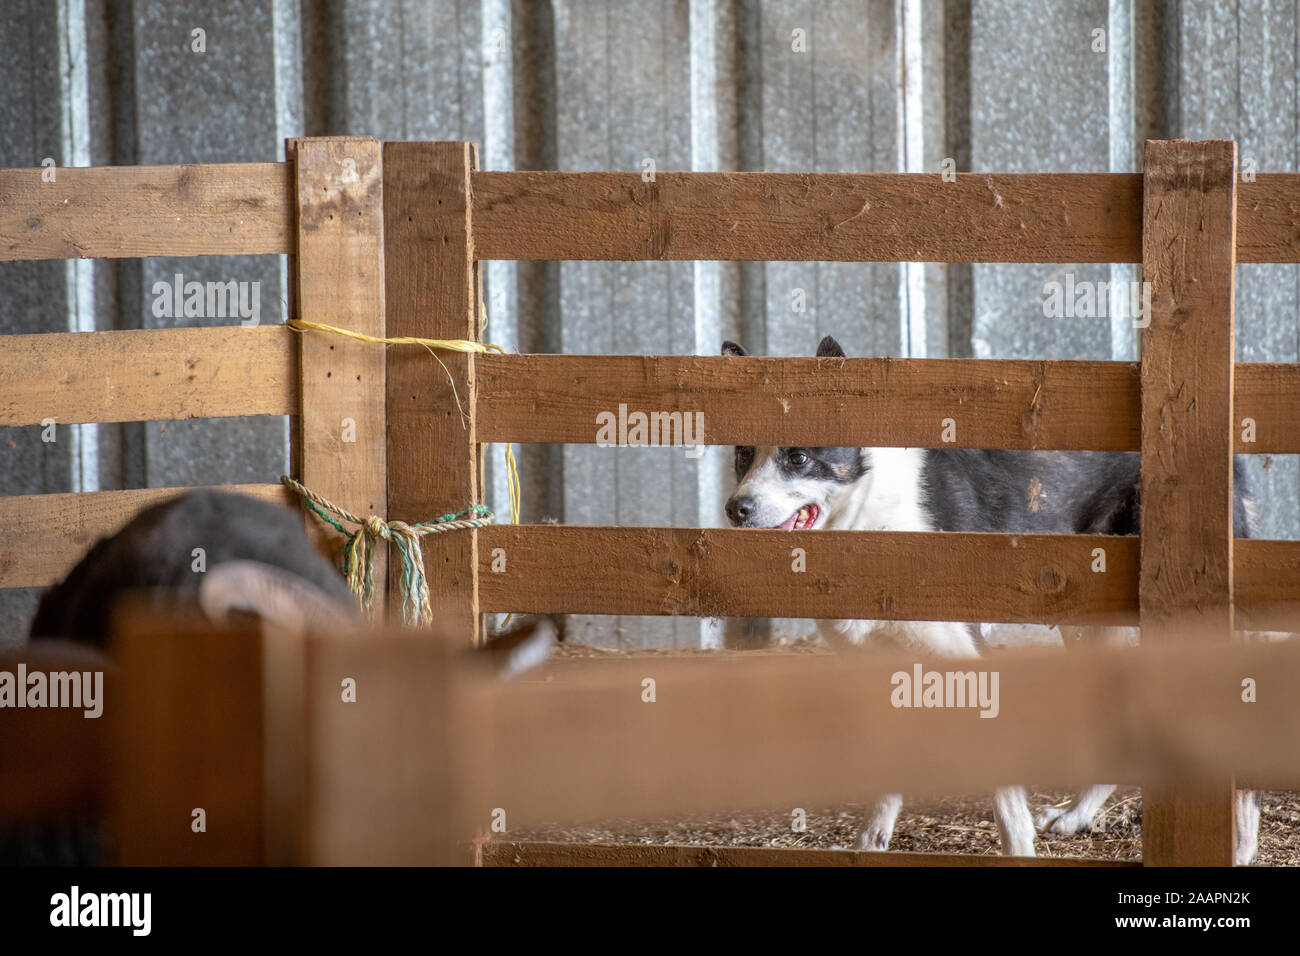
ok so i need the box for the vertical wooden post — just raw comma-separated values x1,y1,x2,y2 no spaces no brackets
299,633,460,864
111,615,265,864
287,136,388,600
1140,139,1238,866
383,142,481,641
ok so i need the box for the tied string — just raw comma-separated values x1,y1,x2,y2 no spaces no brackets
285,317,521,525
282,475,493,627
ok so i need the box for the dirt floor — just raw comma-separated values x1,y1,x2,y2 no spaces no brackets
514,788,1300,865
518,641,1300,865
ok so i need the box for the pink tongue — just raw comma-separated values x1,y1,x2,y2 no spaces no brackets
778,510,800,530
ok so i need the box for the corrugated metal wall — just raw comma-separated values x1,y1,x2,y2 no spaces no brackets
3,0,1297,647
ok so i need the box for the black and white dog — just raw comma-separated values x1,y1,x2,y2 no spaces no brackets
722,335,1261,862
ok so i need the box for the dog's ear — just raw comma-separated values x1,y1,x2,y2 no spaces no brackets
816,335,845,358
721,340,747,357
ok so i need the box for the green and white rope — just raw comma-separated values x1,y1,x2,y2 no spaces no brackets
281,475,493,627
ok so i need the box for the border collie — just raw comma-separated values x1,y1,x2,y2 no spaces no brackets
722,335,1261,863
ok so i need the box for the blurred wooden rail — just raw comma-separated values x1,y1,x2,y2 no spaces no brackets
3,622,1298,865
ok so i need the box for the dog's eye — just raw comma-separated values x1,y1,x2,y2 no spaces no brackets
787,450,809,467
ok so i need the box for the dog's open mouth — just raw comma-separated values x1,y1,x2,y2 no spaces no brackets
776,503,820,530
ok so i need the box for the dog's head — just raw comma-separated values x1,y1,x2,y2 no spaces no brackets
721,336,869,530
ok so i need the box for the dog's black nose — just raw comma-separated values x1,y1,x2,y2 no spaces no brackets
725,496,754,526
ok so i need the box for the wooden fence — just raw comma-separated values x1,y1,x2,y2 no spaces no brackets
2,137,1300,865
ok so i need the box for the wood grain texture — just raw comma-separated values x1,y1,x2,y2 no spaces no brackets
0,165,1296,266
473,171,1144,262
478,354,1298,452
0,162,292,261
464,637,1300,829
478,526,1300,625
0,483,290,590
1238,174,1300,262
478,354,1138,449
473,171,1300,264
383,141,480,637
0,325,297,426
477,526,1140,625
290,138,387,572
1234,538,1300,630
479,842,1137,867
1139,139,1237,866
110,614,264,865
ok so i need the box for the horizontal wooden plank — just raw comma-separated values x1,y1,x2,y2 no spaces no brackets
473,172,1144,262
1235,538,1300,632
473,171,1300,263
464,636,1300,829
477,355,1138,450
477,526,1139,624
0,483,292,591
1238,174,1300,262
1233,362,1300,453
476,356,1299,452
2,166,1296,266
476,527,1300,625
1,337,1293,452
10,621,1300,860
0,162,292,261
478,841,1136,867
9,498,1298,626
0,325,297,426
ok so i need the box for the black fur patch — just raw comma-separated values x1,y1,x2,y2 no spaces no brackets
920,449,1255,538
732,446,869,484
776,446,867,483
816,336,845,358
733,446,755,480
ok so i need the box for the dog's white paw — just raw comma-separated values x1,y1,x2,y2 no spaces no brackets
1034,805,1093,835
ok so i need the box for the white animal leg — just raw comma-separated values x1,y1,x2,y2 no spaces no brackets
856,793,903,851
1034,783,1118,834
1234,789,1260,866
994,785,1036,856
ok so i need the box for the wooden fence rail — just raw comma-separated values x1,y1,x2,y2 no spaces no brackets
8,165,1300,264
5,618,1300,865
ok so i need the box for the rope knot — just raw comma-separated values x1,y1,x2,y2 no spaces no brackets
280,475,494,628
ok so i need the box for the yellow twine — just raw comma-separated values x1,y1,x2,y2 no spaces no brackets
286,317,520,525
